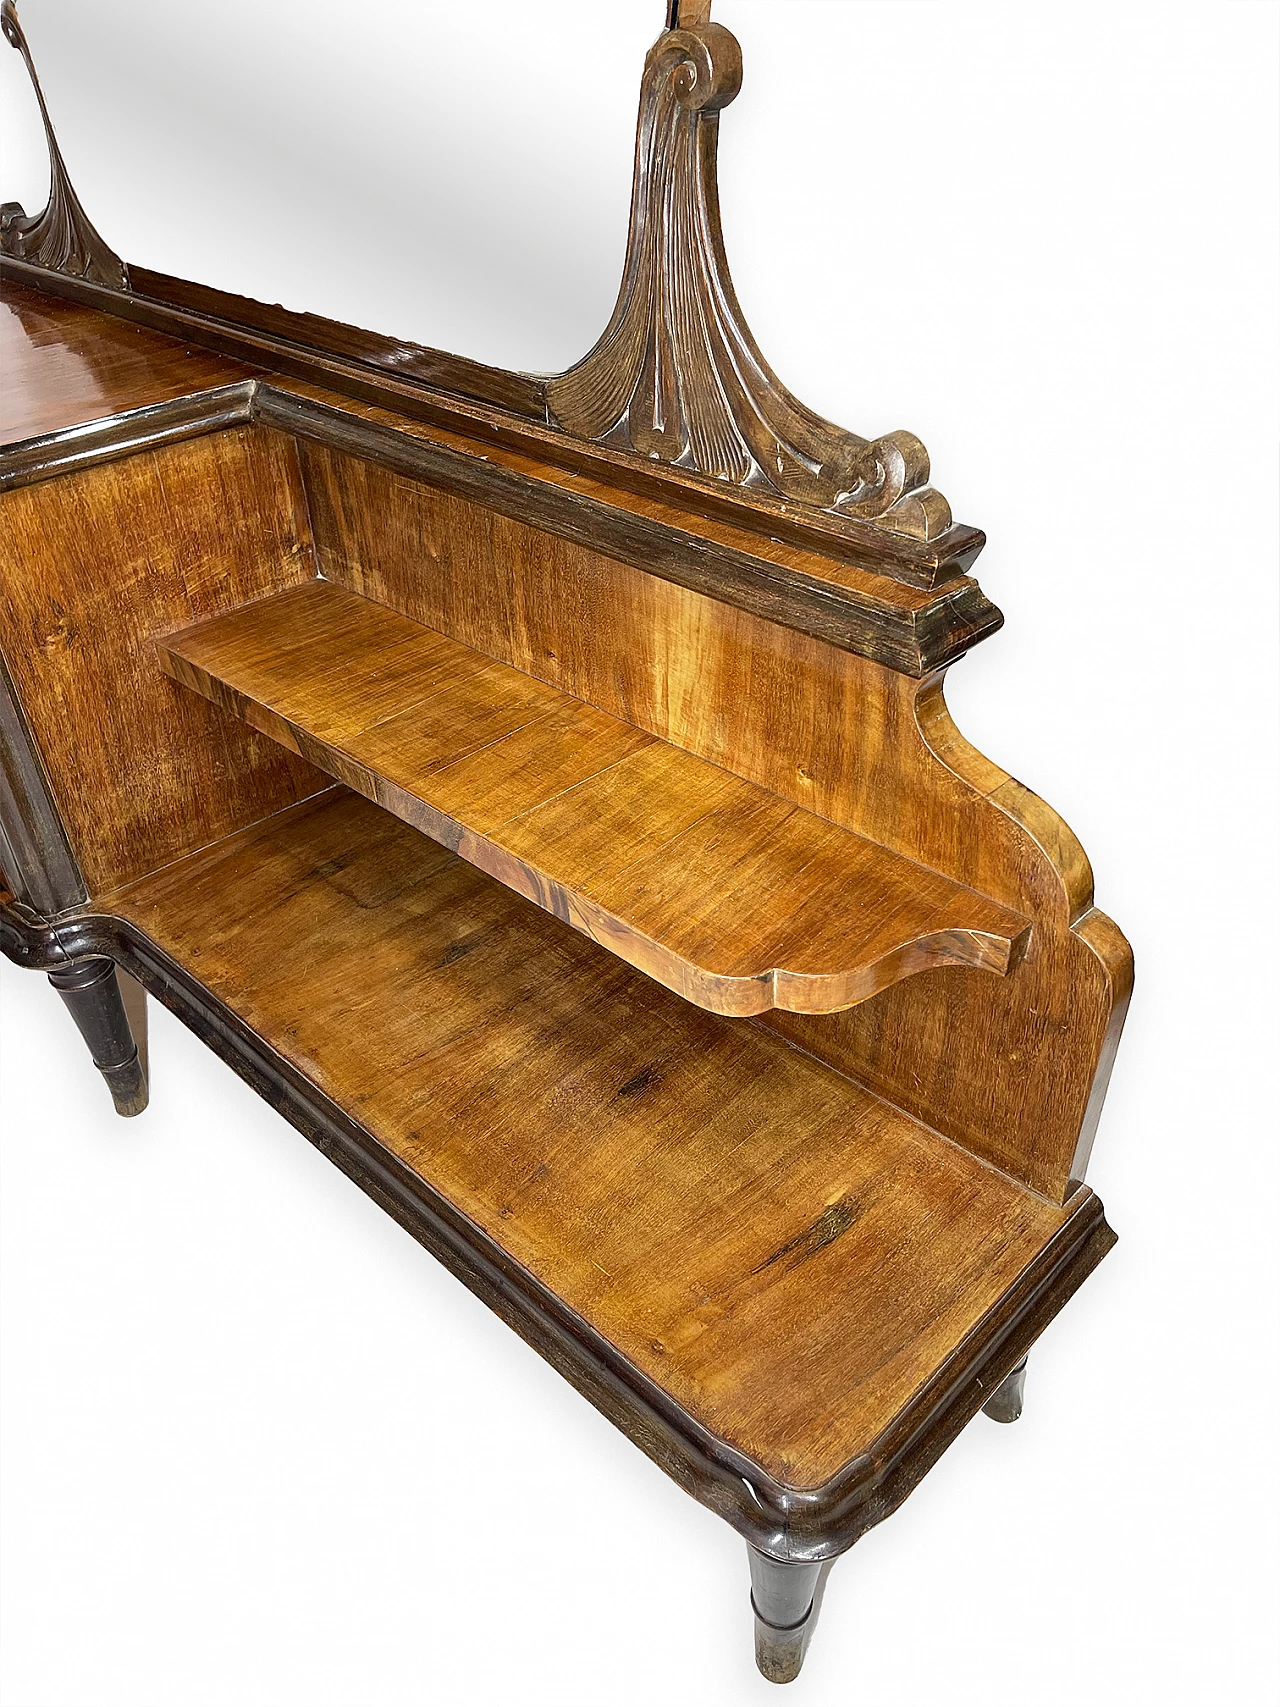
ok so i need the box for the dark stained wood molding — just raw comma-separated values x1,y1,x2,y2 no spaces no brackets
0,256,985,593
129,267,547,421
0,654,87,915
0,2,986,582
0,13,1129,1680
0,888,1115,1562
0,380,257,491
155,579,1032,1017
0,1,127,289
0,374,1003,674
547,17,952,544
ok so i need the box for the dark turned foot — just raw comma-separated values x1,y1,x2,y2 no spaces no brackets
747,1546,836,1684
982,1356,1028,1424
48,957,149,1117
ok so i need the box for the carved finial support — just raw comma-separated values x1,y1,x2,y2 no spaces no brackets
547,18,951,541
0,0,127,288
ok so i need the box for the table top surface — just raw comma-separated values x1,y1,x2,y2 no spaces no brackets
0,278,256,447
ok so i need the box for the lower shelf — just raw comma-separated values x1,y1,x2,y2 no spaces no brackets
101,788,1087,1492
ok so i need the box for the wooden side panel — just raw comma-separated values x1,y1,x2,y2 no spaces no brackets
157,579,1030,1020
301,445,1132,1200
0,277,256,447
0,426,325,895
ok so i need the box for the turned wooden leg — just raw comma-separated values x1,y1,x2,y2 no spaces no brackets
48,957,149,1117
982,1356,1028,1424
747,1546,836,1684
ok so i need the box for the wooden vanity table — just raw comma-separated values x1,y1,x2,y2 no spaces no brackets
0,0,1132,1683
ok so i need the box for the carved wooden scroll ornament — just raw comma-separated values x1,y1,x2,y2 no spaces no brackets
0,0,127,289
547,12,951,542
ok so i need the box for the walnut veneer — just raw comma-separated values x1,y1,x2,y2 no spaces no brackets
0,0,1131,1685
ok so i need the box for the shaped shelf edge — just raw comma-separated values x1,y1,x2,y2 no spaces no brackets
156,580,1030,1018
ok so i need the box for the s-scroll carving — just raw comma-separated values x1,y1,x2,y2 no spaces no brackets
1,0,127,289
546,15,951,542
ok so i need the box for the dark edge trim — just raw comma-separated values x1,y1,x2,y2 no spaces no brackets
0,256,985,590
0,381,257,491
0,375,1002,674
2,895,1113,1561
129,266,548,422
0,656,85,913
259,387,1004,676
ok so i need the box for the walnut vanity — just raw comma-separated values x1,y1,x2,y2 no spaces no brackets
0,0,1132,1685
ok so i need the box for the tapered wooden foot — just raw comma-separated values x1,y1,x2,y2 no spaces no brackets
48,957,149,1117
982,1356,1028,1423
748,1547,835,1684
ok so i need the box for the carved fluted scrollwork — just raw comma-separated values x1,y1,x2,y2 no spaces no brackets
0,0,127,289
547,17,951,542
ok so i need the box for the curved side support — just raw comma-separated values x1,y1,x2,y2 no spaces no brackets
909,674,1136,1193
0,0,127,287
757,655,1133,1203
546,15,951,541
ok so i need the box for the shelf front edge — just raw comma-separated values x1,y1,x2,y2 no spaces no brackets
155,592,1031,1020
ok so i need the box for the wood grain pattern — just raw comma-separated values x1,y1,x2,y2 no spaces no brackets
158,579,1030,1018
267,387,998,673
0,427,324,894
0,381,257,493
0,278,256,446
0,876,1116,1557
101,787,1093,1490
2,258,986,591
300,446,1130,1200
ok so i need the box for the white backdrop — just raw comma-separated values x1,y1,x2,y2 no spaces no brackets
2,4,1278,1705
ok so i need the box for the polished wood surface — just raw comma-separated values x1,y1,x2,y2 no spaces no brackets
269,389,997,673
0,275,1131,1195
157,579,1030,1017
0,6,1131,1684
0,278,255,446
100,787,1093,1489
129,265,546,420
0,649,85,913
0,426,323,894
301,442,1131,1201
1,282,995,672
1,249,984,590
0,0,126,289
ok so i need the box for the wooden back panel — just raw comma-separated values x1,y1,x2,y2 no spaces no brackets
0,425,324,896
300,443,1131,1202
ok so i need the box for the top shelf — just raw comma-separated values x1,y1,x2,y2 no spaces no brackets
158,580,1029,1017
